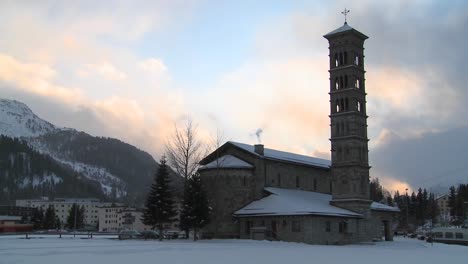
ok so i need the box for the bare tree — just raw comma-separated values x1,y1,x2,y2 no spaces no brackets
165,118,205,184
208,128,229,176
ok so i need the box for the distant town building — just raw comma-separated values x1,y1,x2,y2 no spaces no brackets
16,197,122,228
436,194,451,223
98,204,181,232
97,206,152,232
0,205,35,219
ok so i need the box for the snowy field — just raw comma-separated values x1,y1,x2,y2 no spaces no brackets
0,235,466,264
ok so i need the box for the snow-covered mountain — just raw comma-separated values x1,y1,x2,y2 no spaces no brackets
0,99,59,137
0,98,182,205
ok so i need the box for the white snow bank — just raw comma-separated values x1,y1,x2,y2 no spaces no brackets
0,236,466,264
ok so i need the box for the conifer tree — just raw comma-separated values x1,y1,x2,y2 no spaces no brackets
427,193,439,224
55,216,62,230
43,205,57,229
448,186,456,217
369,178,384,202
143,156,176,240
66,204,85,229
31,208,44,230
179,173,211,241
179,180,194,238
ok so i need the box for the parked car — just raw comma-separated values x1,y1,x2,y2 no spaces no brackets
118,230,142,240
140,230,159,239
163,230,179,239
177,231,188,239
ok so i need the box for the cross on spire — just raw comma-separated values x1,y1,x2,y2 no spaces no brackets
341,8,350,23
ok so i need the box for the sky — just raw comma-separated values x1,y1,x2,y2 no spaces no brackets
1,0,467,194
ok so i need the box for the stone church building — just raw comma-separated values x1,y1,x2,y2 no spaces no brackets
198,22,399,245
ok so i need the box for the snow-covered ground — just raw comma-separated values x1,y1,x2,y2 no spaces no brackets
0,236,466,264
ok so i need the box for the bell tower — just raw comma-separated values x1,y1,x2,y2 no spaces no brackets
324,18,371,212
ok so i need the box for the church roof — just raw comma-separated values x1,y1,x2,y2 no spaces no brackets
229,141,331,169
233,187,361,218
323,22,369,39
198,154,254,170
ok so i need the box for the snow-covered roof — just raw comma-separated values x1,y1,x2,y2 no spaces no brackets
199,155,254,170
229,141,331,169
324,22,368,39
233,187,361,218
370,202,400,212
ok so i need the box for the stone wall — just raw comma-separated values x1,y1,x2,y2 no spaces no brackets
238,215,378,245
200,168,254,238
263,159,331,193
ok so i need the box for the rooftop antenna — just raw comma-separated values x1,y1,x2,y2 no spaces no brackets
341,8,350,24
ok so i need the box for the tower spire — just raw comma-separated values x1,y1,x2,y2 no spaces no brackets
341,8,350,24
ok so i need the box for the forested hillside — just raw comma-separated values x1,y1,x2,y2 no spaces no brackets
0,136,103,203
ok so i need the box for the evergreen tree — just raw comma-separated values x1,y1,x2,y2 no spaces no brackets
427,193,439,224
179,180,193,238
55,216,62,230
386,195,394,206
66,204,85,229
179,173,211,240
369,178,384,202
448,186,456,217
43,206,57,229
142,156,176,240
31,208,44,230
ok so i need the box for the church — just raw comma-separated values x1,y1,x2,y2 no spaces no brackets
198,21,399,245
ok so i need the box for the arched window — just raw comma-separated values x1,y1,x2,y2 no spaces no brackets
340,76,344,89
340,99,345,112
335,78,339,90
357,101,361,112
336,100,340,112
335,54,339,67
339,53,343,66
355,55,359,65
344,52,348,64
345,75,348,87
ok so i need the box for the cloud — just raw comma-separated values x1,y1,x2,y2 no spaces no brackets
202,58,331,156
82,61,127,81
370,126,468,192
0,54,84,104
0,52,185,158
139,58,167,74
